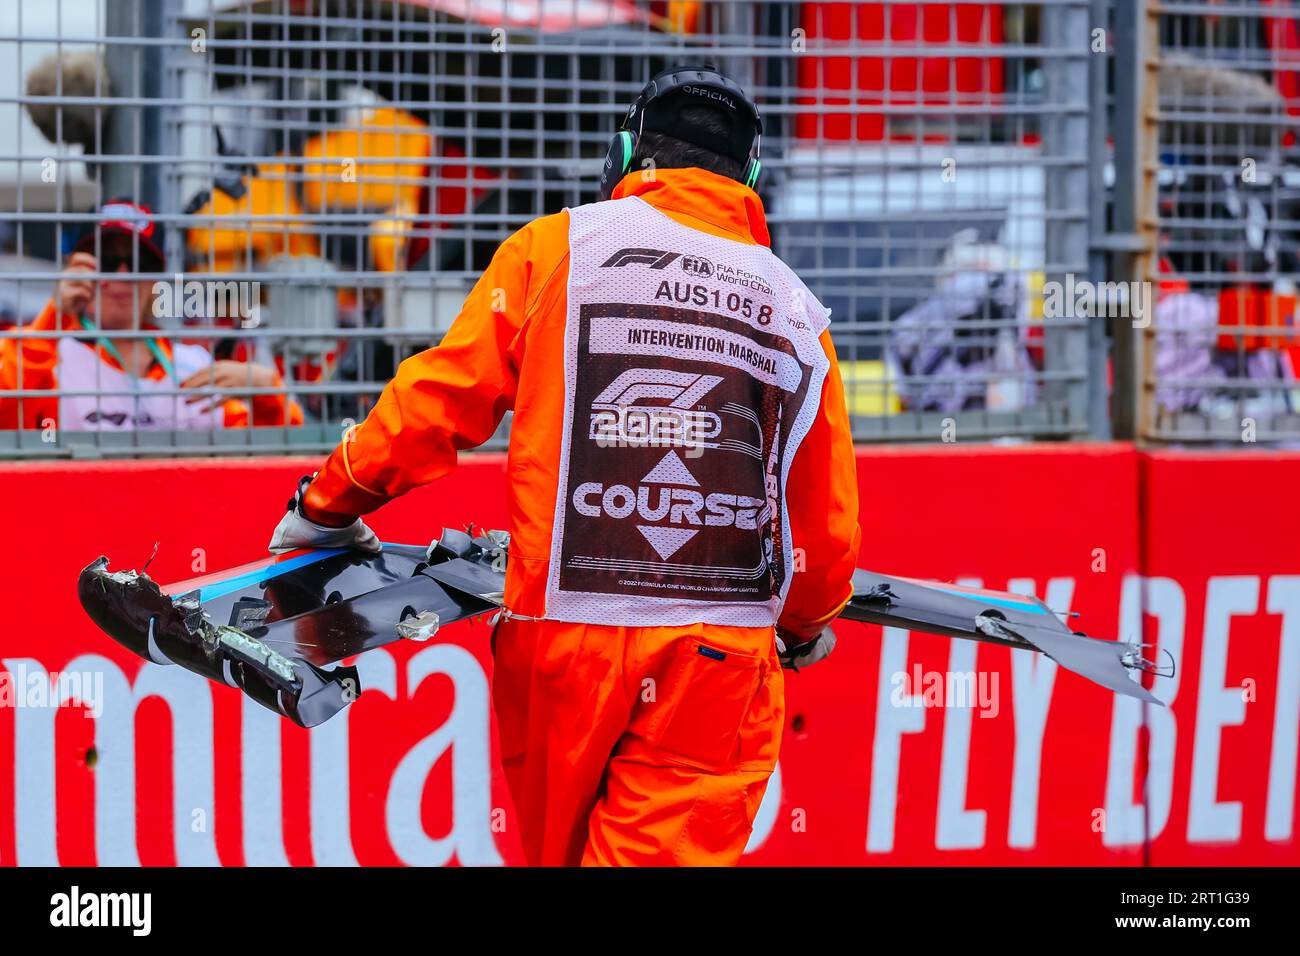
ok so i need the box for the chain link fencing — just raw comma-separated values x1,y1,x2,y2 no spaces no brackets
8,0,1286,458
1125,0,1300,443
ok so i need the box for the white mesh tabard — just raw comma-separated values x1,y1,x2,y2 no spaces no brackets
545,196,832,628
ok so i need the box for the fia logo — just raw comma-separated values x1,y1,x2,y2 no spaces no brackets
680,256,714,277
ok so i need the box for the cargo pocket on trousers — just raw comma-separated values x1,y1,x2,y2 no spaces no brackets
642,640,765,771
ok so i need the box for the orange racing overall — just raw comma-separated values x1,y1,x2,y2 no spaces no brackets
300,167,861,865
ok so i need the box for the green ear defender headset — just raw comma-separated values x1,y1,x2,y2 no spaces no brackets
598,65,763,201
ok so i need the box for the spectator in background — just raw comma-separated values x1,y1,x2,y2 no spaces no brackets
0,199,302,432
887,230,1039,413
1152,266,1296,417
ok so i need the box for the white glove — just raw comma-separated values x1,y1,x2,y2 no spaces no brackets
776,626,837,671
268,475,382,554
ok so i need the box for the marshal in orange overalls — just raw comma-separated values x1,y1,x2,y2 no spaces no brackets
300,167,861,865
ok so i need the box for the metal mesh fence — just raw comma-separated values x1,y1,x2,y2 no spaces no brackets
1,0,1110,457
1136,0,1300,443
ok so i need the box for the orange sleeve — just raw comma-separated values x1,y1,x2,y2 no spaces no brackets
0,300,75,430
777,330,862,641
303,214,564,524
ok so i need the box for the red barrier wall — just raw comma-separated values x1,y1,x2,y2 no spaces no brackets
1139,451,1300,866
0,444,1296,865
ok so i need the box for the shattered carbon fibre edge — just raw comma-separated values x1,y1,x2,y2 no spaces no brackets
78,556,358,727
83,558,298,688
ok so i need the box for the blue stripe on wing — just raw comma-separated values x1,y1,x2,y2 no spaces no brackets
194,543,436,601
920,582,1052,616
197,548,350,601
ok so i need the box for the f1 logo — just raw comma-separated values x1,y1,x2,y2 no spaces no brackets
594,368,722,408
600,248,682,269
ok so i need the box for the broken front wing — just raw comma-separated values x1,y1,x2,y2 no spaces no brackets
78,529,505,727
78,535,1167,727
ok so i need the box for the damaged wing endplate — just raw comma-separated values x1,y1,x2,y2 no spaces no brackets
842,570,1169,705
79,538,1168,727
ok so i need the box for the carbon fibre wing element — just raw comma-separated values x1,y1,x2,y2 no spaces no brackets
79,535,1165,727
842,569,1164,705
